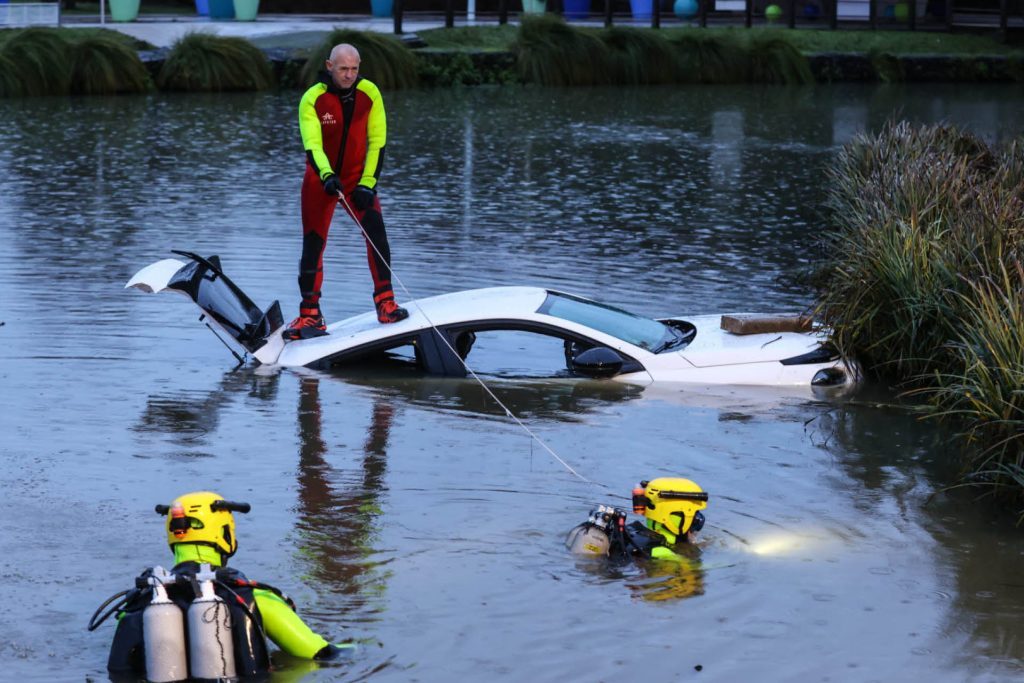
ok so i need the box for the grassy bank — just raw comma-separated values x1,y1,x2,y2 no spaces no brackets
3,19,1024,95
419,23,1024,56
815,121,1024,514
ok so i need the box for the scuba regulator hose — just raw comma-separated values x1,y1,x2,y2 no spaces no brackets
87,589,136,632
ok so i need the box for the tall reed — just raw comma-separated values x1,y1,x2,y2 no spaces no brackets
158,33,274,92
300,30,419,90
817,121,1024,507
922,260,1024,505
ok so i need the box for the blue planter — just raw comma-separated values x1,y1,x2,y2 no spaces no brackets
564,0,589,18
673,0,697,17
629,0,652,19
195,0,209,14
371,0,393,16
208,0,234,18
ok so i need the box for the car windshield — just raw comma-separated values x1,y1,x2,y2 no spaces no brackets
537,291,679,352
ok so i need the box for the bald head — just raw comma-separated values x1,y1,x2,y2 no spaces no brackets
326,43,361,90
329,43,360,63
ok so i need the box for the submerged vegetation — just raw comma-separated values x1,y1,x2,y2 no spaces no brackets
158,33,274,91
816,121,1024,511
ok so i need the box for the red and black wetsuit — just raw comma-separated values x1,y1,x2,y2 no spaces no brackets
298,72,394,312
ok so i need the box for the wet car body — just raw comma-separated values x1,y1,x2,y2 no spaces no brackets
127,252,857,388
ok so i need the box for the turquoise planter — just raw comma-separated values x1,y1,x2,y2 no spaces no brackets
673,0,697,17
233,0,259,20
108,0,140,21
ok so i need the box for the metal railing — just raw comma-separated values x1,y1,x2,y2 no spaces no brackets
391,0,1022,32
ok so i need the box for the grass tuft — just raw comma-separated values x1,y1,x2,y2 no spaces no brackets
0,50,22,97
669,30,748,83
0,27,71,96
158,32,274,92
69,33,150,95
513,15,607,86
600,27,679,85
300,30,418,90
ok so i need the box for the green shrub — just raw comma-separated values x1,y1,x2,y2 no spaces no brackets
600,27,678,85
0,51,21,97
158,33,274,92
513,15,606,86
669,30,748,83
0,27,71,96
69,33,150,95
301,30,418,90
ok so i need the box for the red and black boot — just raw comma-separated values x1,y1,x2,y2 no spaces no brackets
374,291,408,324
283,304,327,340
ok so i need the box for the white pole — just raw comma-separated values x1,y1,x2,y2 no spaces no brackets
101,0,106,24
467,0,475,21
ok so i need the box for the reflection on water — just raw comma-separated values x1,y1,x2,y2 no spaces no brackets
294,375,391,618
2,83,1024,681
571,544,707,603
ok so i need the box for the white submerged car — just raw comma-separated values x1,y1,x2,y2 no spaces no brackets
127,252,858,388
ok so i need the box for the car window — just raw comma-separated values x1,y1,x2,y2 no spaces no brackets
451,330,573,378
537,292,674,351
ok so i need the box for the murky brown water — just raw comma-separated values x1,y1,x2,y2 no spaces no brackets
1,83,1023,682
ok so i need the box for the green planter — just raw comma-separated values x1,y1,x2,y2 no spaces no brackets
233,0,259,20
108,0,140,21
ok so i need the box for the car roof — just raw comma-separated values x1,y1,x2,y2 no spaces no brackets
325,286,552,338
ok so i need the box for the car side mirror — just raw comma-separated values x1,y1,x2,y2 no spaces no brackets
571,347,624,379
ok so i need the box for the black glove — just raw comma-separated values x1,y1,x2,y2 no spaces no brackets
322,174,342,197
352,184,376,211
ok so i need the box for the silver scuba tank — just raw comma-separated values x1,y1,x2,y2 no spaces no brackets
187,563,237,681
141,567,188,683
565,522,611,555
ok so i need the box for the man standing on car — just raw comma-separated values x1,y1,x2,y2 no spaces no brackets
285,43,408,340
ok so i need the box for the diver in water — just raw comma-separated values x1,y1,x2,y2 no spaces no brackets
566,478,708,561
90,491,350,681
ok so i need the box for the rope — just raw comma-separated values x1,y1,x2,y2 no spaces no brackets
336,191,607,490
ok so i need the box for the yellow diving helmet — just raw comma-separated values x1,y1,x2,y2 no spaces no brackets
155,491,251,559
632,478,708,538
